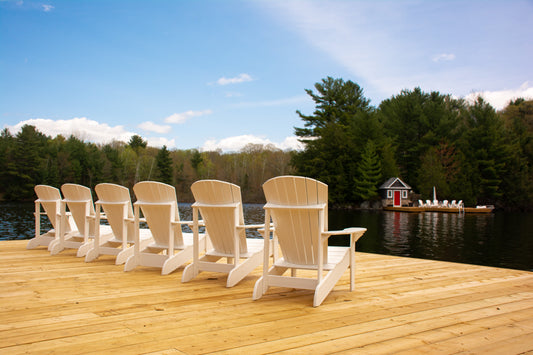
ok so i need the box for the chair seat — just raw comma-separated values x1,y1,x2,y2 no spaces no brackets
274,246,350,271
205,237,264,258
148,232,194,251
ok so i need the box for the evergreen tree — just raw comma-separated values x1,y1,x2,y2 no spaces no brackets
458,97,507,204
378,88,461,190
354,140,382,200
156,145,173,184
500,99,533,209
5,125,48,200
292,77,374,204
190,149,203,177
128,135,147,154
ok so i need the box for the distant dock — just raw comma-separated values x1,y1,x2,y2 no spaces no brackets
1,240,532,354
384,205,494,213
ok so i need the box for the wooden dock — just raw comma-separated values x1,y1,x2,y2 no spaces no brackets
1,240,532,354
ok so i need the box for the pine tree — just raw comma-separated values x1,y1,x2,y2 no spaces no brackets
156,145,173,184
354,140,382,200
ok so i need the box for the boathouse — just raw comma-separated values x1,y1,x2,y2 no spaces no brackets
379,177,412,207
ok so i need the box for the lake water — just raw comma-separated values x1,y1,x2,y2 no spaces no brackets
1,202,532,271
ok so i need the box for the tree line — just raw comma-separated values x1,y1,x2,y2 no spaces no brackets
292,77,533,211
0,129,293,203
1,77,532,210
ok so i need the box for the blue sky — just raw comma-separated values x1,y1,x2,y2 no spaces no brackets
1,0,532,152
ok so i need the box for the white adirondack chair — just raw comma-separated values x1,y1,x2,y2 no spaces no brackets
27,185,72,249
85,183,153,264
182,180,269,287
124,181,204,275
253,176,367,307
49,184,113,256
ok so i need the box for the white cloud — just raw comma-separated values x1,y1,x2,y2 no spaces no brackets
261,1,397,96
261,1,531,106
146,136,176,149
7,117,134,144
432,53,455,62
463,82,533,110
201,134,303,152
138,121,171,134
42,4,53,12
216,73,253,86
164,110,212,124
6,117,179,149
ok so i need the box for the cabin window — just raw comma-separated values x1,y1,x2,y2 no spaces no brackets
387,190,393,198
402,190,408,198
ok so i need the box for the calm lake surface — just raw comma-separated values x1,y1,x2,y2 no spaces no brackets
1,202,532,271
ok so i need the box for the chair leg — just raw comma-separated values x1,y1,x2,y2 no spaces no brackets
77,241,94,257
181,263,198,283
226,251,262,287
85,248,99,262
313,252,350,307
49,241,64,255
115,246,134,265
27,235,54,249
253,276,265,300
124,254,138,272
161,247,194,275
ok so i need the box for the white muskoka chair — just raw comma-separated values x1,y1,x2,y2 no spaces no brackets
253,176,367,307
49,183,113,256
85,183,153,264
182,180,269,287
124,181,204,275
27,185,71,249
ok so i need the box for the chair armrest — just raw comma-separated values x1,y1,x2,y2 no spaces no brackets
237,223,262,230
256,223,275,238
171,220,205,227
322,227,367,242
237,222,274,230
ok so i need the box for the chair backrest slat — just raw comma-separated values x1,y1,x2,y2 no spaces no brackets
133,181,183,247
61,184,95,236
34,185,62,230
263,176,328,266
95,183,134,242
191,180,247,254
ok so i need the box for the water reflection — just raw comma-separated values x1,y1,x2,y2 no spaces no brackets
1,202,532,271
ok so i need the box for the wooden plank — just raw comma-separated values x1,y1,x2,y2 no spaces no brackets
0,240,532,354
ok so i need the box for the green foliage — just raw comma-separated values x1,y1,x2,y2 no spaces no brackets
128,134,147,154
354,141,382,200
378,88,461,188
156,145,173,184
293,78,533,210
1,81,533,210
457,97,507,204
292,77,377,204
0,127,295,203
